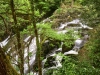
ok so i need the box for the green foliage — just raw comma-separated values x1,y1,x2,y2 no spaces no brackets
45,55,76,75
80,0,100,27
86,25,100,69
0,0,62,41
46,55,100,75
76,62,100,75
34,0,62,20
29,52,33,57
1,0,100,75
37,22,75,43
56,8,63,14
21,23,34,35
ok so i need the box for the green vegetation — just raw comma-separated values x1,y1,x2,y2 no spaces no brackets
0,0,100,75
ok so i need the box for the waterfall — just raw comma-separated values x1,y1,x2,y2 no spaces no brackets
58,19,93,30
1,18,93,75
24,36,37,74
60,19,91,55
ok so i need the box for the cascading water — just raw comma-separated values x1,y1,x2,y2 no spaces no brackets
0,36,10,48
41,19,93,75
1,18,93,75
58,19,91,55
24,36,37,74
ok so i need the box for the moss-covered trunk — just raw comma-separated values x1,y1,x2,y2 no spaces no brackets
29,0,42,75
0,46,20,75
10,0,24,75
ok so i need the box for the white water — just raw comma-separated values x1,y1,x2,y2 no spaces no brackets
23,19,93,74
24,27,90,74
57,30,68,34
24,36,31,42
64,50,78,55
0,36,10,48
24,37,36,58
24,37,37,74
58,19,93,30
64,34,89,55
57,19,92,56
1,19,93,75
42,51,62,71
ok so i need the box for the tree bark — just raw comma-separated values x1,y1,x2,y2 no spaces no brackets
10,0,24,75
0,46,20,75
29,0,42,75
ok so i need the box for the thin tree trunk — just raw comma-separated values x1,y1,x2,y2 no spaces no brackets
0,46,20,75
29,0,42,75
10,0,24,75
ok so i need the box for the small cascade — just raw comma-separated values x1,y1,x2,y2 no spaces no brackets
24,37,36,58
64,34,89,55
42,48,63,75
0,36,10,48
59,19,91,55
64,50,78,55
58,19,93,30
23,19,93,74
24,36,37,74
1,18,93,75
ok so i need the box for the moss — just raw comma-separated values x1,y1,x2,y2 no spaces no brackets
0,47,20,75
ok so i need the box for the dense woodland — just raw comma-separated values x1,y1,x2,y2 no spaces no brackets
0,0,100,75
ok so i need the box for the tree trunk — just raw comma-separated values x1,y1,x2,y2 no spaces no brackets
10,0,24,75
29,0,42,75
0,46,20,75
